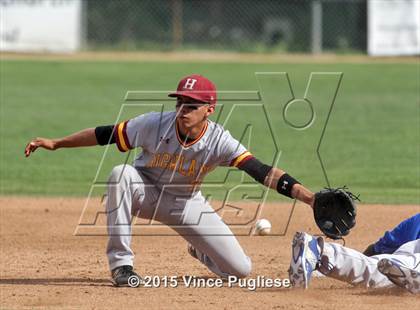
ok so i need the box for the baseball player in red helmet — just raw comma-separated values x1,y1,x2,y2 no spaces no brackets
25,74,315,286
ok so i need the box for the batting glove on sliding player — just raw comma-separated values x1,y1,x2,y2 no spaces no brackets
313,187,359,240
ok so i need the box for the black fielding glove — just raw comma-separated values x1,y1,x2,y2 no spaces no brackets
313,186,359,240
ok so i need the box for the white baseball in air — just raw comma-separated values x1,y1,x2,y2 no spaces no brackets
255,219,271,236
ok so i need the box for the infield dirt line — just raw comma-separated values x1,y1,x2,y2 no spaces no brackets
1,51,418,64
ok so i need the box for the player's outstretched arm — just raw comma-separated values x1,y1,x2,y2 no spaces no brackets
24,128,98,157
237,155,357,239
236,156,314,208
264,167,314,207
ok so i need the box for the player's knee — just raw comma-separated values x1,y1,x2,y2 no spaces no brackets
230,256,252,278
109,164,136,183
109,165,125,182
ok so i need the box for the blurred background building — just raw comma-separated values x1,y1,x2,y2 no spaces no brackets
1,0,419,56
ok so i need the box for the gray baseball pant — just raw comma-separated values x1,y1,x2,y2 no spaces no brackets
105,164,252,278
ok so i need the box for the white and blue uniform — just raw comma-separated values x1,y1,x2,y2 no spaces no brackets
319,214,420,288
106,111,253,277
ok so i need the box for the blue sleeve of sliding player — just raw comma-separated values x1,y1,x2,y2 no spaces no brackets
373,213,420,254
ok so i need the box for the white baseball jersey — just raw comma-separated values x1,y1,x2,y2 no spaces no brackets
114,111,252,196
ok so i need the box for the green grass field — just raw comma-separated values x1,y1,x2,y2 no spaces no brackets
0,58,418,204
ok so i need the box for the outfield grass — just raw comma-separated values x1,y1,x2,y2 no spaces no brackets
0,59,418,204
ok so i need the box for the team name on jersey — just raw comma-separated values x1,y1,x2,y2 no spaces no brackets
146,152,213,177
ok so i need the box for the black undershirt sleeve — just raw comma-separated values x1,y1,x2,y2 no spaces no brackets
95,125,116,145
362,243,379,257
237,157,272,184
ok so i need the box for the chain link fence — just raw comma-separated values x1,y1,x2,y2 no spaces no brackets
85,0,367,53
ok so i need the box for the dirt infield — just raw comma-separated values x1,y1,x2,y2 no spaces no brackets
0,197,419,309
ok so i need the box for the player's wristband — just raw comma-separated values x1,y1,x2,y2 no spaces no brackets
276,173,300,198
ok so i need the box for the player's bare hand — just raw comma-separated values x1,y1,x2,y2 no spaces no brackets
24,138,57,157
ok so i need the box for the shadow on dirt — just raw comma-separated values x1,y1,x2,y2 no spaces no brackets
0,278,111,287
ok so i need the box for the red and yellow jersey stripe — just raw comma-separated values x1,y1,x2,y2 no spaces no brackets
230,151,253,167
114,121,132,152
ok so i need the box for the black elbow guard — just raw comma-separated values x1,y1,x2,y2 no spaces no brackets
95,125,116,145
237,157,272,184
